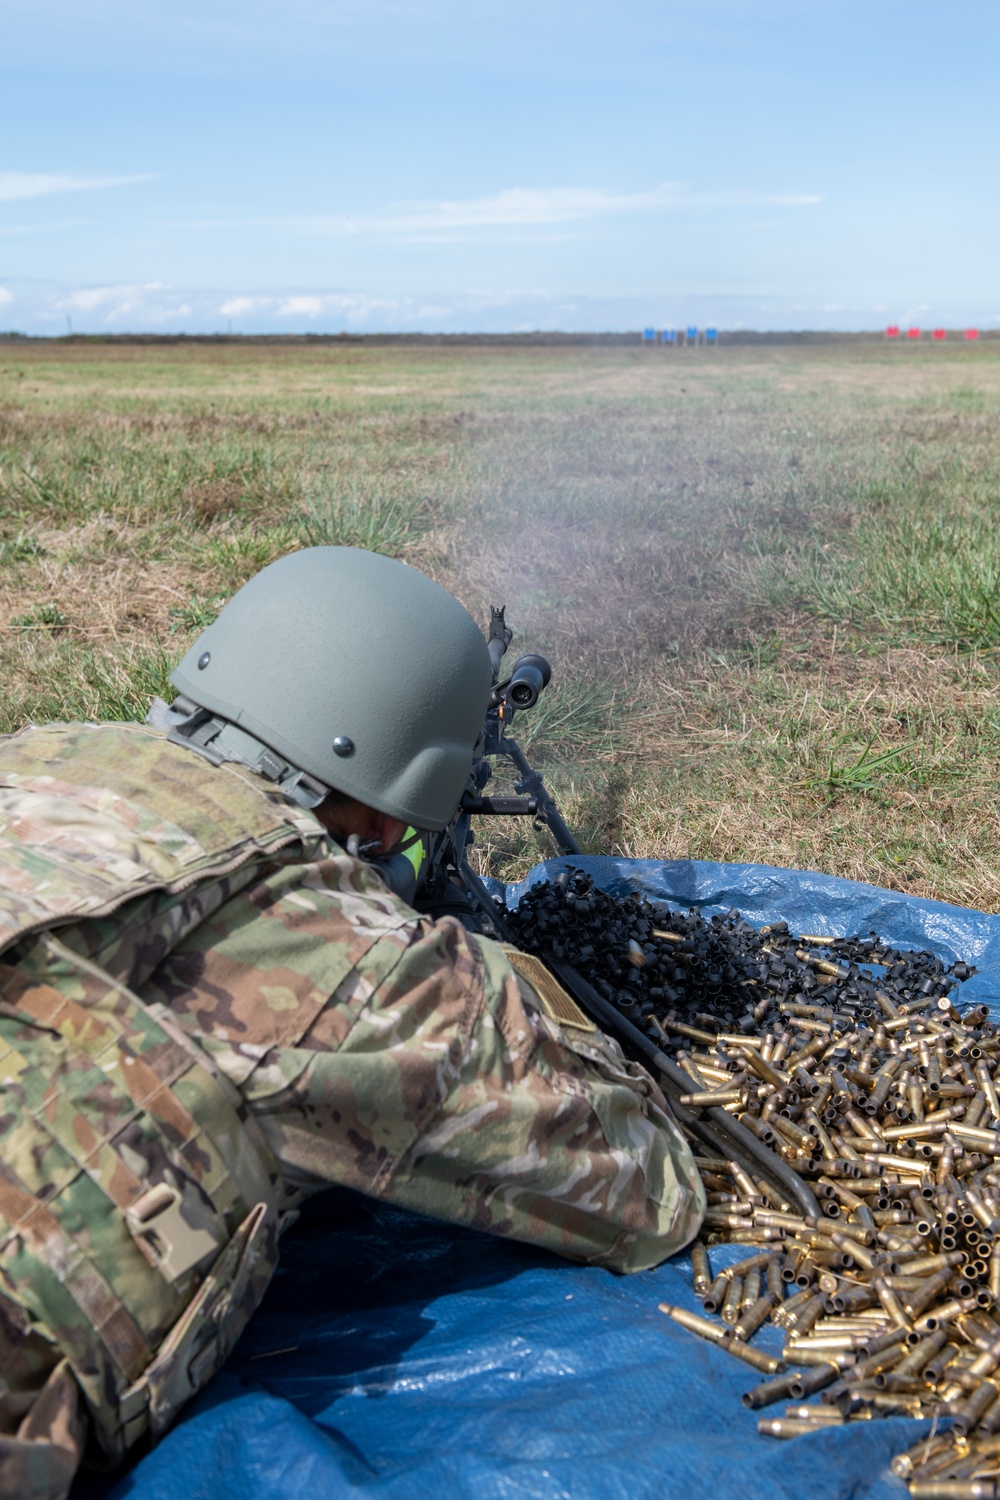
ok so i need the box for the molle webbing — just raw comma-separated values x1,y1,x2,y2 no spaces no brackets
0,932,283,1461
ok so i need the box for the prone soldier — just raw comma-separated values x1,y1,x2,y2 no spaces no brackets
0,546,705,1497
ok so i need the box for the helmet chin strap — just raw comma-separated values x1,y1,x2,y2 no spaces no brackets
345,834,382,860
343,829,426,906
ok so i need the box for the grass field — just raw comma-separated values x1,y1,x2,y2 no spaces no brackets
2,335,1000,910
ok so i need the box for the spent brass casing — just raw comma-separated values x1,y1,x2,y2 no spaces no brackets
735,1291,776,1341
743,1049,789,1089
757,1417,823,1439
658,1302,728,1345
952,1378,1000,1438
704,1210,755,1229
860,1325,912,1359
741,1114,778,1147
990,1243,1000,1301
809,1214,872,1246
782,1403,844,1424
782,1347,857,1369
730,1162,761,1202
882,1121,949,1142
976,1388,1000,1438
774,1284,814,1321
916,1297,977,1331
784,1293,825,1335
951,1125,1000,1156
976,1061,1000,1124
845,1344,908,1384
890,1433,956,1478
819,1178,865,1214
724,1251,779,1280
692,1155,734,1174
903,1267,956,1320
866,1072,896,1113
893,1327,950,1377
908,1482,1000,1500
832,1283,876,1314
756,1209,805,1232
870,1152,931,1175
873,1277,914,1331
721,1336,785,1375
893,1250,965,1278
742,1370,803,1409
726,1227,783,1243
704,1272,730,1313
690,1241,712,1297
772,1116,818,1153
788,1362,841,1399
852,1203,878,1236
654,1017,720,1046
680,1090,745,1107
784,1333,861,1353
830,1232,877,1271
923,1341,961,1382
742,1268,763,1310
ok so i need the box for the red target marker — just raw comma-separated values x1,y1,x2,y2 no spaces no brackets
966,328,980,340
885,325,900,338
932,328,946,341
907,327,921,340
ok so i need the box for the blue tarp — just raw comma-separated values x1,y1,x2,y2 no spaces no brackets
75,858,1000,1500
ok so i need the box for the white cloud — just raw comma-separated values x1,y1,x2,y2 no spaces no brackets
0,171,154,204
332,181,824,234
59,288,192,323
0,286,13,306
191,182,823,241
277,295,327,317
219,295,269,317
220,291,398,325
55,282,169,320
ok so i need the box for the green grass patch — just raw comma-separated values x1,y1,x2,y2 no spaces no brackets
806,511,1000,649
0,639,173,731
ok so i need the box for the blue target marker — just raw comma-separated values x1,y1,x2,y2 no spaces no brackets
663,328,676,343
686,326,699,342
705,327,718,342
643,327,656,342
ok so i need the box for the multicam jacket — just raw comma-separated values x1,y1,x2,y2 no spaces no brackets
0,722,704,1500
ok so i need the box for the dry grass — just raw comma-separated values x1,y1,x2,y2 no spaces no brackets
2,337,1000,908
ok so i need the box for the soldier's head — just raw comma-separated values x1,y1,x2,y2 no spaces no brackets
168,547,493,849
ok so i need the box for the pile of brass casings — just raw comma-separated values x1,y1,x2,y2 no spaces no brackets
510,871,1000,1499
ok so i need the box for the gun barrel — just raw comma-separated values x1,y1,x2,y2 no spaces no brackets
487,604,512,680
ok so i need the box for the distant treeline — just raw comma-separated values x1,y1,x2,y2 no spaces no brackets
1,330,996,346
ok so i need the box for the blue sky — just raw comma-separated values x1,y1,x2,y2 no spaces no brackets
1,1,997,334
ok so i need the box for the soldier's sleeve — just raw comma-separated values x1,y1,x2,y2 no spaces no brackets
141,856,703,1275
379,929,706,1273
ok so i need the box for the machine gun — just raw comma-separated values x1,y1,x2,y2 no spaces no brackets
412,607,820,1220
414,604,580,936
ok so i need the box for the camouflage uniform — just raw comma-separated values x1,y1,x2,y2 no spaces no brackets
0,722,704,1499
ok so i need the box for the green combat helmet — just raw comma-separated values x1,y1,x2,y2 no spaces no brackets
168,546,493,832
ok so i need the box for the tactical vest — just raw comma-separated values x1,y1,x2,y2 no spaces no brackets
0,722,327,1465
